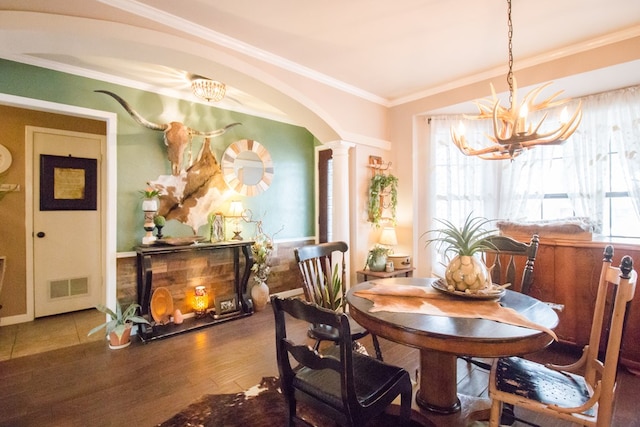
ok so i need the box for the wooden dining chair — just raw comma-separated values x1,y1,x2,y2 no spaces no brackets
488,245,636,427
271,296,413,427
295,241,383,360
460,233,541,372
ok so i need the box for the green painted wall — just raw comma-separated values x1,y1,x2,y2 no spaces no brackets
0,59,316,251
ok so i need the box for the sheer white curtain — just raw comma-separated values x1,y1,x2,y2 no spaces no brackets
609,87,640,219
428,116,499,224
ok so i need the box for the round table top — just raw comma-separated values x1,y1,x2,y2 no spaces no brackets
347,277,559,357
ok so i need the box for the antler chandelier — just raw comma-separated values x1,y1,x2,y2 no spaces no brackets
451,0,582,160
191,78,227,102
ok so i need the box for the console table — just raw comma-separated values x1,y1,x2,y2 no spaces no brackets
135,240,254,342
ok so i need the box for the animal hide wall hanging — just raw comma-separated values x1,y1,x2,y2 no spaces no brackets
96,90,242,232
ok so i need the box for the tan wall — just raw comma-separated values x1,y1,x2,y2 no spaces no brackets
0,105,105,317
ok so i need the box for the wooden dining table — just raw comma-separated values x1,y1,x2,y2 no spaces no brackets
346,277,559,426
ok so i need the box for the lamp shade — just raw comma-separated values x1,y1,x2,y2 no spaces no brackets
379,227,398,246
228,200,244,217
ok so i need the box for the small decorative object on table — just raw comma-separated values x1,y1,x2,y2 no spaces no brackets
153,215,165,239
193,285,209,318
208,212,225,242
140,186,160,244
422,213,497,294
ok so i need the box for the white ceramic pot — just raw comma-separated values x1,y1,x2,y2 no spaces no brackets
251,281,270,312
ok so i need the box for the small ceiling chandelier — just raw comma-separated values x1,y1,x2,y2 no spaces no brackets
191,78,227,102
451,0,582,160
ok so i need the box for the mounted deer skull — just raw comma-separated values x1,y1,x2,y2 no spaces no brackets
95,90,241,175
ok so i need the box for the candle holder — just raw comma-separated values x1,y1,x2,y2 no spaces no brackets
193,285,209,318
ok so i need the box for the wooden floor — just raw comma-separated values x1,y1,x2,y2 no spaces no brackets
1,304,639,427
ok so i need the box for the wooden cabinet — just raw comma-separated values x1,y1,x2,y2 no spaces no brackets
530,239,640,373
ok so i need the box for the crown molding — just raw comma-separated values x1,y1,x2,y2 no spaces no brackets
99,0,388,106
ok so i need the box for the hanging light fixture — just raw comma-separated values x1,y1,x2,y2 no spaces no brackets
191,78,227,102
451,0,582,160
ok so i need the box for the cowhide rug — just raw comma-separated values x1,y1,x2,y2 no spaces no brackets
158,376,423,427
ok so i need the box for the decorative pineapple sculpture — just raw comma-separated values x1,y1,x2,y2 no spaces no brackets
424,214,496,293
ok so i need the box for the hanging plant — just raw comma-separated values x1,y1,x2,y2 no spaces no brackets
368,173,398,227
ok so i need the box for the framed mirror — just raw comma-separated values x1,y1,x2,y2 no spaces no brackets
221,139,274,196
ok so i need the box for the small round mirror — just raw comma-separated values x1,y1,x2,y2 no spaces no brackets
222,139,273,196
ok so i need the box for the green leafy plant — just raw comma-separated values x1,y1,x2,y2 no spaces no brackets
364,245,391,269
368,173,398,227
87,302,150,340
139,186,160,199
422,213,497,259
312,264,344,311
153,215,166,227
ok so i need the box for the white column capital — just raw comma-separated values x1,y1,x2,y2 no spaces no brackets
325,140,355,154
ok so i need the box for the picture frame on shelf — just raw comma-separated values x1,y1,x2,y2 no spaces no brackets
215,293,238,316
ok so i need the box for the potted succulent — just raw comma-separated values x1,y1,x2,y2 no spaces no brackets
364,245,391,272
423,213,497,293
88,302,150,349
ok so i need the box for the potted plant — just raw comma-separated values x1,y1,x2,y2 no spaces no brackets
88,302,150,349
312,264,344,311
364,245,391,272
422,213,497,292
368,173,398,227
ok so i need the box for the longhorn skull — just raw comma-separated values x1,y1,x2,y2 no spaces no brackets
95,90,241,175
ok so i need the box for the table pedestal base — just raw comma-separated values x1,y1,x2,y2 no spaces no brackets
387,389,491,427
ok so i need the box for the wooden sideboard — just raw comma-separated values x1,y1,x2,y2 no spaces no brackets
135,240,254,341
522,238,640,373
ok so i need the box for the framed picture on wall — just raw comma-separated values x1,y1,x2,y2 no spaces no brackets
40,154,97,211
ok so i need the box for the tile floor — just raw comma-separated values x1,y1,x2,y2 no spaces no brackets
0,308,105,361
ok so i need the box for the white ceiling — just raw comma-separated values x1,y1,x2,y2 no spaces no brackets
2,0,640,118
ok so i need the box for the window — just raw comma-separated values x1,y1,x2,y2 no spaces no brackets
429,85,640,240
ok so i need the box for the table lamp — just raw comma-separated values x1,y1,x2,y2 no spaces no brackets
228,200,244,240
378,227,398,253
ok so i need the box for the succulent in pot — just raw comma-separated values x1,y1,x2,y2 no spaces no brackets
423,213,497,293
88,302,150,349
365,246,391,272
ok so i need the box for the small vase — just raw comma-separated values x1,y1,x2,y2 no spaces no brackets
251,281,270,312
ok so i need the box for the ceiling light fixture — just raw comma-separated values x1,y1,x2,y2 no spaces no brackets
191,78,226,102
451,0,582,160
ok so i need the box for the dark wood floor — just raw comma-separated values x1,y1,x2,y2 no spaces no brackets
1,304,639,427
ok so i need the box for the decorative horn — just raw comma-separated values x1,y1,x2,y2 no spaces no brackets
95,89,243,176
94,90,168,131
190,122,242,138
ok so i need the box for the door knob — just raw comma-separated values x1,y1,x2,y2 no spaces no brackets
36,231,45,238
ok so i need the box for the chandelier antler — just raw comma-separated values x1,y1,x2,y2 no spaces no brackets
451,0,582,160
